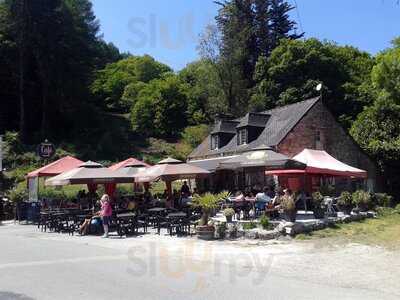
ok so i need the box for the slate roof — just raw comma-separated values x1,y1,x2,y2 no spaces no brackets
188,97,320,160
237,112,270,128
211,119,240,134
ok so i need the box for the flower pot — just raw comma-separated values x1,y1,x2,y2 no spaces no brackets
196,225,215,240
313,208,325,219
225,215,233,223
283,210,297,222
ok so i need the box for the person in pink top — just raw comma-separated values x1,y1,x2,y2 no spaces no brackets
100,194,112,238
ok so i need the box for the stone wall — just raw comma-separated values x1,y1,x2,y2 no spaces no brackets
277,100,378,189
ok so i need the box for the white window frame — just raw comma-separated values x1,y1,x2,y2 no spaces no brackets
237,128,247,145
211,134,219,150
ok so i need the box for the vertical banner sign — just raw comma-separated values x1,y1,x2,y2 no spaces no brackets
28,177,39,202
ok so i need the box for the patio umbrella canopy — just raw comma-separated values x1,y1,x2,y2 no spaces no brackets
134,157,211,183
45,161,136,186
266,149,367,178
294,149,367,178
108,157,150,171
218,146,306,170
27,156,83,179
112,164,148,178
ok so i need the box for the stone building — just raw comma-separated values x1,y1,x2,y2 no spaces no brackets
188,97,377,193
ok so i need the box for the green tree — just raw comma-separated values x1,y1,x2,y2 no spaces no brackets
351,95,400,195
130,75,188,138
200,0,301,116
179,59,225,124
253,38,375,128
371,38,400,101
351,39,400,196
181,125,210,148
92,55,171,112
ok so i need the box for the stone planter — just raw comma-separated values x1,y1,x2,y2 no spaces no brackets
196,225,215,240
338,205,353,215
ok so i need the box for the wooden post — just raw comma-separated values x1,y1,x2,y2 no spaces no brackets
165,180,173,208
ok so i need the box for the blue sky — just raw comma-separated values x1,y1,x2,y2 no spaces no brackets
91,0,400,70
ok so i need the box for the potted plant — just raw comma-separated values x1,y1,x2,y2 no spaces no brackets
259,214,272,230
223,208,235,223
281,195,297,222
192,191,230,240
338,191,353,215
311,192,325,219
352,190,371,212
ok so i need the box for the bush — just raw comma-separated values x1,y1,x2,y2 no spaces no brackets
312,192,324,208
281,195,296,211
372,193,393,207
242,222,257,230
223,208,235,217
376,207,396,217
338,191,352,207
7,185,28,203
319,184,335,196
259,215,270,230
352,190,372,210
181,125,209,148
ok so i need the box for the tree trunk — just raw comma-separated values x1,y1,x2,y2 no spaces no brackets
18,45,26,143
17,0,28,143
40,80,48,139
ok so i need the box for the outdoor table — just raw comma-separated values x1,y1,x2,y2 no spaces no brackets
167,212,187,218
116,212,136,218
148,207,167,213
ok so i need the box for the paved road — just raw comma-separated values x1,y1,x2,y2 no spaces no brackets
0,224,398,300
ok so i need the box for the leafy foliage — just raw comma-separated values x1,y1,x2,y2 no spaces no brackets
181,125,210,148
338,191,353,207
253,38,375,128
223,208,235,217
352,190,372,209
91,55,172,112
259,214,271,230
130,75,188,138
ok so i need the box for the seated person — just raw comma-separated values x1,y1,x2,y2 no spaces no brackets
234,190,245,202
143,187,153,207
180,181,191,198
127,198,137,211
172,189,180,207
162,189,169,200
255,187,272,210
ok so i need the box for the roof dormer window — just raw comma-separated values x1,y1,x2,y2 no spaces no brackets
211,134,219,150
237,128,247,145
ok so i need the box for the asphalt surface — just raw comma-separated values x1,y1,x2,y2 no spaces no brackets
0,223,399,300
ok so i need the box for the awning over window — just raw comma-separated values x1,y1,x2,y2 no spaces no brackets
188,156,239,172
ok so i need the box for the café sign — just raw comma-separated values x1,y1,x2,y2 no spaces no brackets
37,141,55,159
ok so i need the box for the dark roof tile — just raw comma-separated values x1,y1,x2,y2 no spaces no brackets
189,97,320,159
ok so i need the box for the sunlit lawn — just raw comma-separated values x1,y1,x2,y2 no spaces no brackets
296,209,400,249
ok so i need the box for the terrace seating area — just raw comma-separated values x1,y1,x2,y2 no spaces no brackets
36,204,203,238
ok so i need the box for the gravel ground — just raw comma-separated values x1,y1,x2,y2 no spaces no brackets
1,222,399,300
